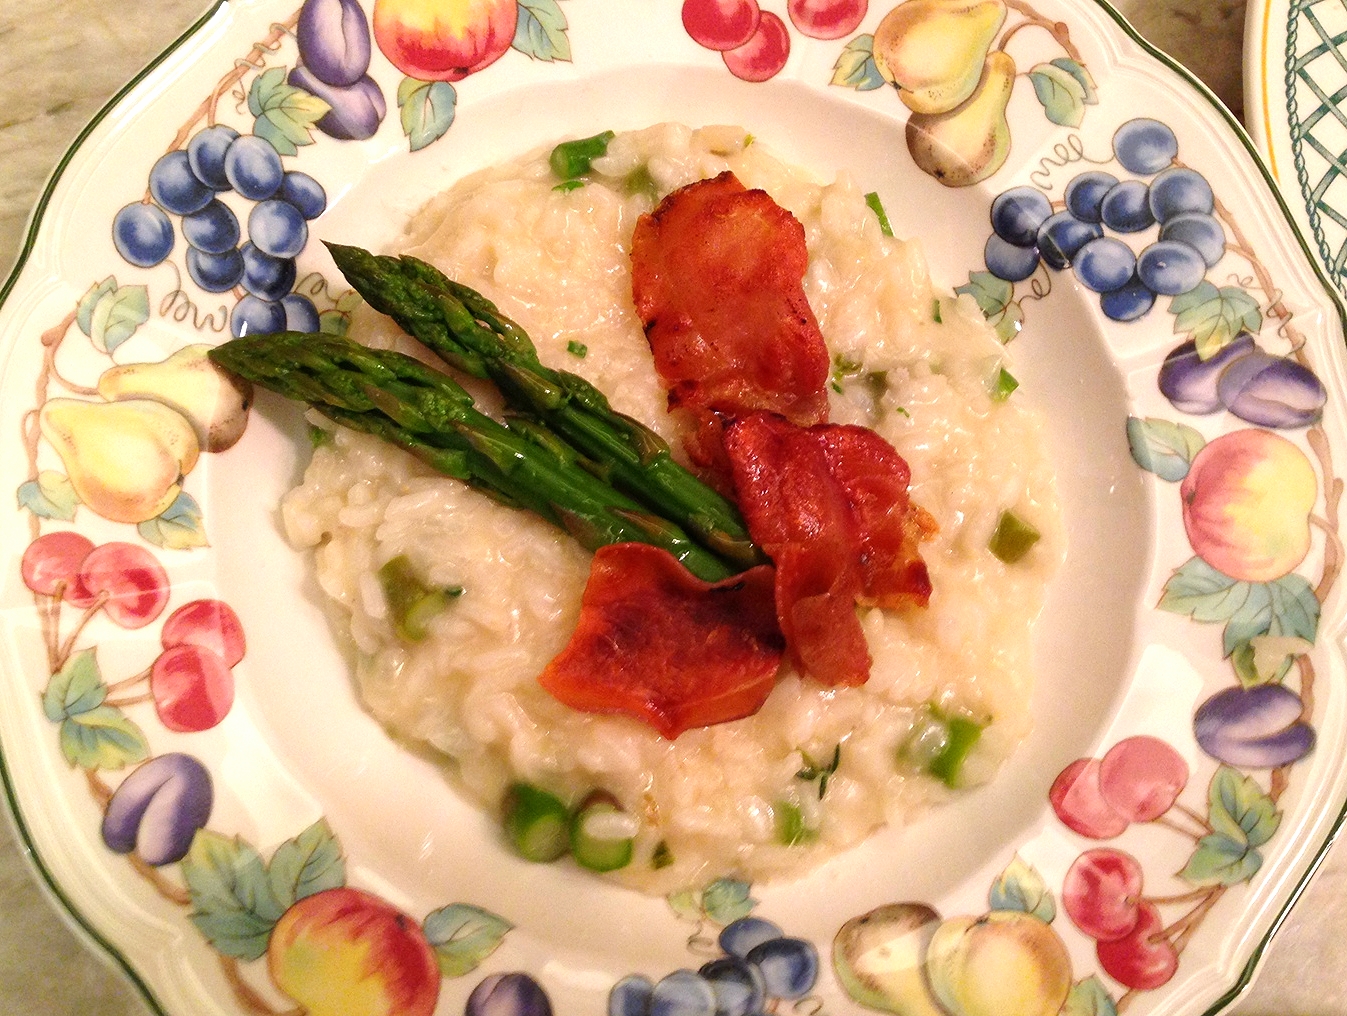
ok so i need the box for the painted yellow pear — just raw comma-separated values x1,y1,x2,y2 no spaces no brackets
97,343,253,452
40,398,200,524
923,911,1072,1016
873,0,1007,114
906,50,1016,187
833,903,946,1016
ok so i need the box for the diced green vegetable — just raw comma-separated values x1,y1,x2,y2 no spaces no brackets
864,191,894,237
553,179,586,193
991,366,1018,401
378,555,463,641
928,716,983,788
501,782,571,862
566,339,588,358
549,130,616,179
569,790,637,872
624,165,659,200
899,706,987,788
651,839,674,869
775,801,817,846
989,509,1040,563
932,298,943,323
308,424,334,447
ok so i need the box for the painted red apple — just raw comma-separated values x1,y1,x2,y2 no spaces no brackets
150,644,235,733
1180,428,1316,582
267,887,440,1016
372,0,518,81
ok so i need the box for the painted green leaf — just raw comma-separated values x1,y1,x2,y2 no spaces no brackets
1179,831,1262,886
183,830,284,960
1169,283,1262,359
832,35,885,90
266,818,346,912
76,277,117,337
59,707,149,770
1126,416,1205,482
1060,976,1118,1016
1158,555,1254,629
398,78,457,152
1267,573,1320,644
1232,634,1310,687
701,878,756,924
513,0,570,61
1208,765,1280,849
88,283,149,354
17,471,79,521
988,855,1056,923
138,491,207,550
1050,57,1099,104
318,309,350,335
1029,62,1087,127
955,272,1023,342
43,648,106,722
424,903,514,977
667,887,701,922
251,67,330,157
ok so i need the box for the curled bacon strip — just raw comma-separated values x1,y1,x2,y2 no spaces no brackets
538,543,783,739
630,172,831,428
724,412,935,687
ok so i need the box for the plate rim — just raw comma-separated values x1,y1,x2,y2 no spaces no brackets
2,2,1347,1015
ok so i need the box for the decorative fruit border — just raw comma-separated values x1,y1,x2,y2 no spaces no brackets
6,0,1345,1015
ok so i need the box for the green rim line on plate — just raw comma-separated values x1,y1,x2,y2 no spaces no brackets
3,2,1347,1015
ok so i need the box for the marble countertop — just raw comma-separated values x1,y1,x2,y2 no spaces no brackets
1,1,1343,1013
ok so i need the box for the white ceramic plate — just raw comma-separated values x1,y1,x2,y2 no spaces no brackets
3,2,1346,1014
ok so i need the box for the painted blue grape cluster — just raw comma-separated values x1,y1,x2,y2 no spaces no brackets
111,133,327,336
983,118,1226,322
608,917,818,1016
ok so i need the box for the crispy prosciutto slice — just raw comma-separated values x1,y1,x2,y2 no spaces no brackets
630,172,831,427
723,412,872,686
538,543,783,739
817,425,937,609
724,412,936,686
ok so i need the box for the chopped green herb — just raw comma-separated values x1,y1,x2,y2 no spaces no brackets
570,791,636,872
775,801,817,846
567,340,588,358
895,406,911,418
992,367,1018,401
378,555,463,641
651,839,674,869
549,130,616,179
932,298,943,323
864,191,894,237
831,380,844,394
989,509,1040,563
502,782,570,862
308,424,334,447
553,179,586,193
796,744,842,799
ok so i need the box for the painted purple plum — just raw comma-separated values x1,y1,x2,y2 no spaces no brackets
466,972,553,1016
1216,349,1327,429
297,0,372,87
287,66,386,141
1194,684,1315,768
101,753,213,865
1157,334,1255,414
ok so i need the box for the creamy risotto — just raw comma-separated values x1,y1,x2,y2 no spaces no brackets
281,124,1063,890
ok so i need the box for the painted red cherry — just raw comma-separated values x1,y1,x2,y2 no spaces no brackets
76,541,170,628
21,531,97,605
722,10,790,82
150,644,235,732
161,599,246,668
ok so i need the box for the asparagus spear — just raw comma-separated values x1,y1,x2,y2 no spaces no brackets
208,332,736,582
324,242,764,570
